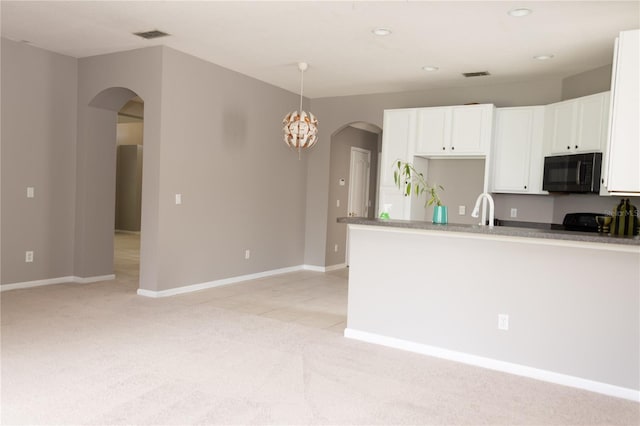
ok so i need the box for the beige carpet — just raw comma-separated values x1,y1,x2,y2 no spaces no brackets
1,235,638,425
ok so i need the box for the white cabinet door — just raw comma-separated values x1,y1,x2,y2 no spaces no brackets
414,104,493,156
415,107,450,154
576,92,610,152
491,106,545,194
548,101,577,154
547,92,610,155
380,109,416,186
450,105,493,155
606,29,640,193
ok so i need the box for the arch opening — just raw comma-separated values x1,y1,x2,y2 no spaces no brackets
324,121,382,268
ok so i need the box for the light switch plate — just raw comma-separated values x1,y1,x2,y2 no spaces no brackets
175,194,182,205
458,205,466,215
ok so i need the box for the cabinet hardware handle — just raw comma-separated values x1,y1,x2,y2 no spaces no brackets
524,185,527,189
567,146,571,150
451,146,455,151
575,145,579,149
442,147,445,151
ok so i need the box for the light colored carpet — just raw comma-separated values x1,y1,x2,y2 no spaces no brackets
1,234,638,425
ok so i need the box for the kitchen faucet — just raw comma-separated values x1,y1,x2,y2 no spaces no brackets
471,192,495,227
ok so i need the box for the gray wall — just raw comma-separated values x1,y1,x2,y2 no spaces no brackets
154,47,306,291
325,126,379,267
1,38,78,284
305,78,564,267
115,145,143,232
561,64,612,100
421,159,486,225
76,47,164,286
3,41,308,291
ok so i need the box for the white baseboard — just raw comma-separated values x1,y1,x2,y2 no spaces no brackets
137,265,306,298
1,274,116,292
302,264,347,272
325,263,347,272
344,328,639,402
302,264,326,272
75,274,115,284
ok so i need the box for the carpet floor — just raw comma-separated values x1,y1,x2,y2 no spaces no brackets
1,234,638,425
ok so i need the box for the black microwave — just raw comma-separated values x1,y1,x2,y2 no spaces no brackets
542,153,602,193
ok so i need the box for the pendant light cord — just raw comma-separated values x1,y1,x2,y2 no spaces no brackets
299,67,304,113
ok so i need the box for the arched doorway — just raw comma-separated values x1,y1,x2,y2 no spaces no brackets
83,87,145,287
324,122,382,269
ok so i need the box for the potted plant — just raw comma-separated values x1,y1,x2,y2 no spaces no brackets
393,160,447,224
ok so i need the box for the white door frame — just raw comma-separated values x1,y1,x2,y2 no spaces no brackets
346,147,371,264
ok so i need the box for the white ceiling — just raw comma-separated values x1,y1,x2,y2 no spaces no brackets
1,1,638,99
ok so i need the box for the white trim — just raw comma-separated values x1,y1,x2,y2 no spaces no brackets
325,263,347,272
302,264,326,272
344,328,640,402
75,274,115,284
114,230,140,235
137,265,305,298
1,274,116,291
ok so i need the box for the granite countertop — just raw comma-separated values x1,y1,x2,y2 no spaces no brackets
337,217,640,246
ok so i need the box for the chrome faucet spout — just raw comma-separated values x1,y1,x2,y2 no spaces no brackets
471,192,495,227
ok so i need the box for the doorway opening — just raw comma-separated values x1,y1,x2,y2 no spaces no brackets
114,97,144,283
325,122,382,269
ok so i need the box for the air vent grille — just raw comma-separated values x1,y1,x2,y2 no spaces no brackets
462,71,491,78
134,30,170,40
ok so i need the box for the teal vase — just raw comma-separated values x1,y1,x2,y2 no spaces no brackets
432,205,448,224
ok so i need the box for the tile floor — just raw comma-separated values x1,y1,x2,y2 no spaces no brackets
115,232,349,333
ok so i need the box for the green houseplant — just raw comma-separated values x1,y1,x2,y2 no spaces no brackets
393,160,447,224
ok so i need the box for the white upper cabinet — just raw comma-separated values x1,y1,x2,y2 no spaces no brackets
415,107,450,154
379,108,416,187
546,91,610,155
414,104,494,156
491,106,546,194
604,29,640,194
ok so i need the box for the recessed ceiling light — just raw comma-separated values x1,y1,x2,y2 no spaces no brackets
422,66,439,72
508,8,532,17
533,54,554,60
372,27,392,36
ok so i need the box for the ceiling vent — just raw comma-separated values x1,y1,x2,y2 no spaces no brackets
133,30,170,40
462,71,491,78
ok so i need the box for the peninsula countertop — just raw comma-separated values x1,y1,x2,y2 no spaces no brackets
337,217,640,247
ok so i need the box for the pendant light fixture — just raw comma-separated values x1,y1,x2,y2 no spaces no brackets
283,62,318,159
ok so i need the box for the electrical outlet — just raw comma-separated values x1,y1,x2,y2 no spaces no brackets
27,187,35,198
458,205,466,215
336,199,340,207
175,194,182,205
25,251,34,263
334,244,338,252
244,249,250,260
498,314,509,331
510,208,518,218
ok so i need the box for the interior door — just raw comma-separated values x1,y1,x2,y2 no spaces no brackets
346,147,371,265
348,147,371,218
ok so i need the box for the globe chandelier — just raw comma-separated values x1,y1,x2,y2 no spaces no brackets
282,62,318,159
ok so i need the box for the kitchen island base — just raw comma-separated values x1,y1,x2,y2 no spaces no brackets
344,224,639,401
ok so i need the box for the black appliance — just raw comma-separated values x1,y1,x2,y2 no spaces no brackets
561,213,601,233
543,153,602,193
